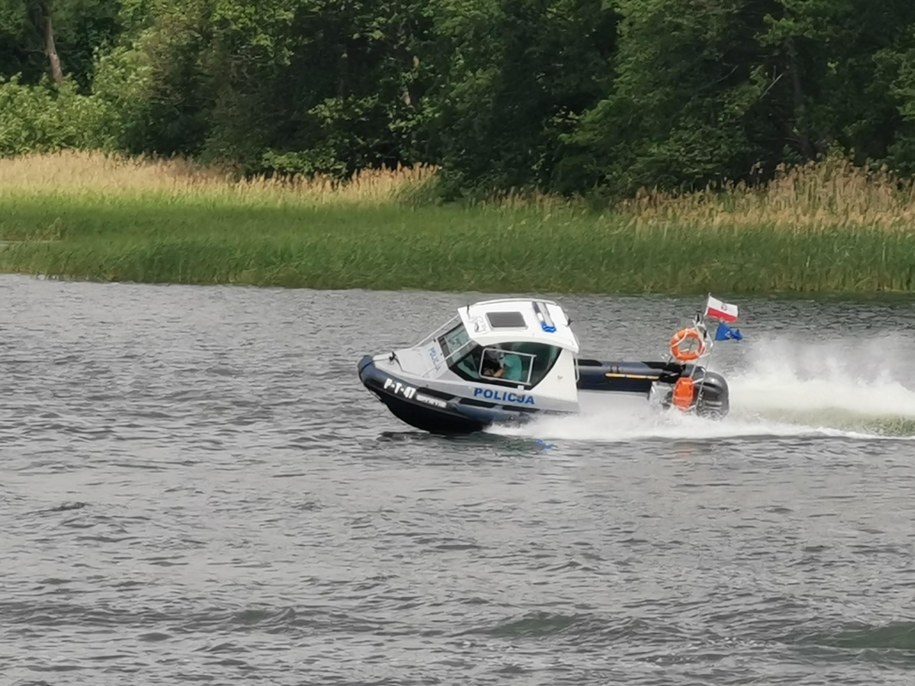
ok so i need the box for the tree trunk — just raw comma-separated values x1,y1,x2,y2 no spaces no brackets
41,0,64,87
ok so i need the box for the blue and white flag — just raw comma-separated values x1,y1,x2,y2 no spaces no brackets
714,322,743,341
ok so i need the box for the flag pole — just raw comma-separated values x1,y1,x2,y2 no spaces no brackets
691,298,718,408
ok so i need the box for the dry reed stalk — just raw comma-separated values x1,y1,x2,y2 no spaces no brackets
619,158,915,232
0,150,438,205
4,151,915,233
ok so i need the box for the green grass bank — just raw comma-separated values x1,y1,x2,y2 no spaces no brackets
1,152,913,294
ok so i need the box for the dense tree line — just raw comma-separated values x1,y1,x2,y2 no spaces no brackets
3,0,915,198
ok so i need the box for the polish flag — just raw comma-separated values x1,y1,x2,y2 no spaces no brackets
705,295,738,323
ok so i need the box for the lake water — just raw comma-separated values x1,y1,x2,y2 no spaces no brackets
2,274,915,685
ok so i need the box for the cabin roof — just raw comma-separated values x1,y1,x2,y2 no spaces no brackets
458,298,580,353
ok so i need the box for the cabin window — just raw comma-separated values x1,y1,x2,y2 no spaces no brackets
449,342,562,387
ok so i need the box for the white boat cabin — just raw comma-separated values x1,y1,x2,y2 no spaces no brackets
374,298,582,410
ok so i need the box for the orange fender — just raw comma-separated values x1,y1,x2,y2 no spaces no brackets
671,377,696,412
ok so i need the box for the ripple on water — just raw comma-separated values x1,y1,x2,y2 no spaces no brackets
2,278,915,685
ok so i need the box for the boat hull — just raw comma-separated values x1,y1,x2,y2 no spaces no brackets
358,355,729,434
358,355,536,434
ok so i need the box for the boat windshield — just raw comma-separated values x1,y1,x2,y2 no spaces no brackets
437,322,474,363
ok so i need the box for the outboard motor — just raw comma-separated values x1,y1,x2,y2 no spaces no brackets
659,366,730,418
692,368,730,418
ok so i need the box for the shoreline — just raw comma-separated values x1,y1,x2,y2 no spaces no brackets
3,273,915,304
0,152,912,296
1,207,910,295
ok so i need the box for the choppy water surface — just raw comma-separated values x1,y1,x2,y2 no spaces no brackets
2,275,915,685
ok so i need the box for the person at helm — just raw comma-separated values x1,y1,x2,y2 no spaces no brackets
482,348,524,382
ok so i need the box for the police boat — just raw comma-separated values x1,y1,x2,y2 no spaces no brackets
357,297,733,435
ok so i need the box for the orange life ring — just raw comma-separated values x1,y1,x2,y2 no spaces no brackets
669,328,706,363
671,377,696,412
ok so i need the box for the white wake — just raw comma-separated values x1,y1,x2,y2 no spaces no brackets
489,333,915,442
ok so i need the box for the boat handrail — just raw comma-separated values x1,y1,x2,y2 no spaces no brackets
413,313,460,347
467,297,560,308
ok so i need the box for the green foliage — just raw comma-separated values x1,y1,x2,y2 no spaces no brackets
758,0,915,165
0,0,125,88
426,0,618,196
558,0,915,197
567,0,777,197
53,0,125,89
194,0,436,176
89,0,213,155
6,0,915,200
0,1,31,79
877,24,915,175
0,75,109,154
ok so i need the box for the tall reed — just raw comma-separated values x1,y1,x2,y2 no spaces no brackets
620,157,915,233
0,150,438,206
